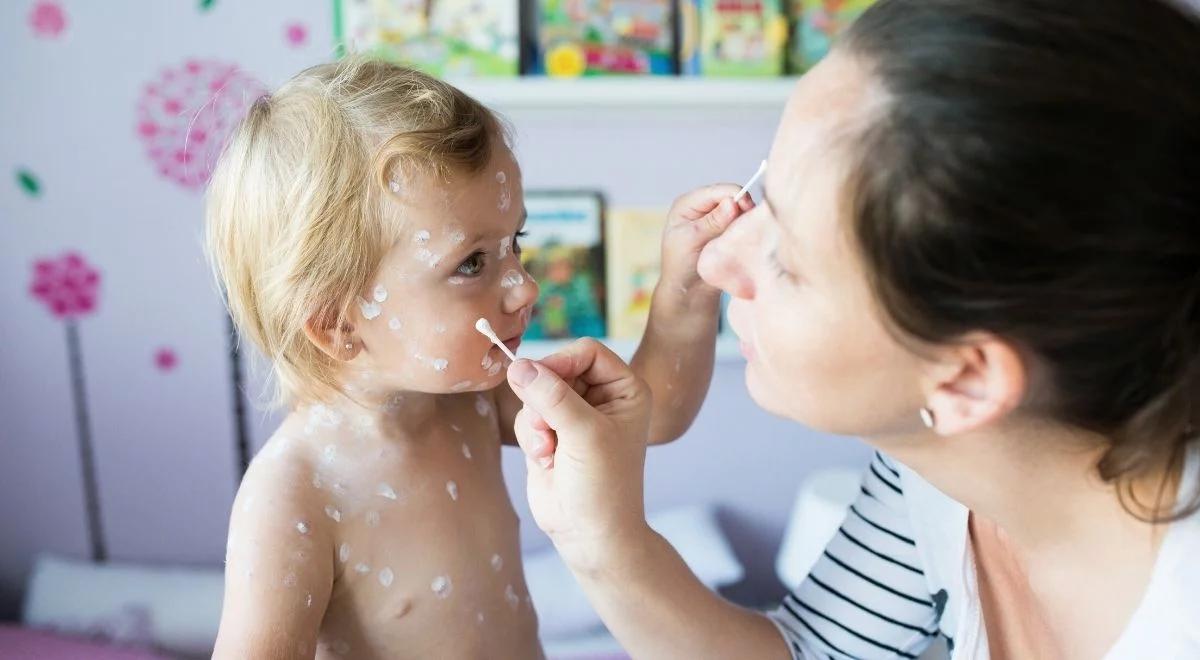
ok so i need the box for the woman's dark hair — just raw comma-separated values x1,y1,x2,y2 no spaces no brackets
842,0,1200,520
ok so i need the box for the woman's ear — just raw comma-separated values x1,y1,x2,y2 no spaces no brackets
922,335,1026,436
304,308,359,362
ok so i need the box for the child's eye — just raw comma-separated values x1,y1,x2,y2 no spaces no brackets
514,230,527,257
456,252,486,277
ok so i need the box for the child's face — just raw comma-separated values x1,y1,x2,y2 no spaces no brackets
349,147,538,395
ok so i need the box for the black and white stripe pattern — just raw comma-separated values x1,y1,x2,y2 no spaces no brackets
770,452,941,659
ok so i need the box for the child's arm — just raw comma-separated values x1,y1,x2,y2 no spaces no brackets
633,185,753,445
495,185,752,450
213,459,334,659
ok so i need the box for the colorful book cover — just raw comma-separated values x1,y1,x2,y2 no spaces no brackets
605,208,667,340
521,191,607,340
334,0,520,77
789,0,876,73
534,0,676,77
684,0,789,76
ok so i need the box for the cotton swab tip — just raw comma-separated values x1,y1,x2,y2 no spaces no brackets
734,159,767,202
475,318,517,361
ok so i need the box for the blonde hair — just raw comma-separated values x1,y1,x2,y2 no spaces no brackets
205,55,506,406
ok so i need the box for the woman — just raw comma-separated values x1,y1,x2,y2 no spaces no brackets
504,0,1200,658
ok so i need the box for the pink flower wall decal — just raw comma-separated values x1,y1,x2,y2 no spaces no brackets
285,22,308,47
154,347,179,371
29,252,101,320
29,1,67,39
136,60,266,191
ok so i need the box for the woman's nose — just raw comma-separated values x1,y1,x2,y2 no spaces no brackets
698,212,757,300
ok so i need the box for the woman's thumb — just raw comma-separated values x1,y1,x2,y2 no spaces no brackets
507,359,597,433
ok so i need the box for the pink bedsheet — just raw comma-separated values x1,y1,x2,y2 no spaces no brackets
0,625,174,659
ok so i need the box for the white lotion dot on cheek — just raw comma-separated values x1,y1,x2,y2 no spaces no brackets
358,297,381,320
355,562,371,575
324,505,341,522
431,575,453,598
414,229,430,244
378,567,394,587
449,276,466,286
500,269,524,289
415,247,441,268
388,317,402,331
446,480,458,501
295,521,310,535
373,284,388,303
498,235,512,259
377,483,398,500
322,445,336,463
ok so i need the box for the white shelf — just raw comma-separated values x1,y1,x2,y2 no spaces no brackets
449,77,799,110
519,335,743,362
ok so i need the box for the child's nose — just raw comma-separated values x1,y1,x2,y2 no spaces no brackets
504,261,540,314
698,217,756,301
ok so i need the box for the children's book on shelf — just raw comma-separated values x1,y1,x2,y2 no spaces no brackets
789,0,876,73
682,0,789,76
334,0,520,77
521,191,607,340
605,208,667,340
532,0,676,77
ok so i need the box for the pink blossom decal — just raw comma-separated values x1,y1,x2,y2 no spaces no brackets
154,347,179,371
136,60,266,190
284,22,308,47
29,1,66,39
30,252,100,320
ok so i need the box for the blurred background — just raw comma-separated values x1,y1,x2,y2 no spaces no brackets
0,1,885,656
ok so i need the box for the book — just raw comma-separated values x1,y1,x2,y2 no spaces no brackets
521,191,607,340
335,0,520,77
789,0,876,73
605,208,667,340
683,0,789,77
533,0,676,77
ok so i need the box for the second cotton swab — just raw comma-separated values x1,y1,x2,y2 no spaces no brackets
734,160,767,203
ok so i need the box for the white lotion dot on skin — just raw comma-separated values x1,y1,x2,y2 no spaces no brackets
324,505,341,523
295,521,310,535
449,228,466,244
415,247,441,268
377,483,398,500
389,179,402,194
490,554,503,572
462,443,472,460
357,296,381,320
431,575,452,598
283,572,298,588
505,584,520,609
305,593,313,608
365,510,380,527
451,380,473,392
500,269,524,289
355,563,371,575
373,284,388,303
446,480,458,501
388,316,402,331
322,445,336,463
431,358,449,372
448,276,466,285
495,171,507,184
434,322,446,334
339,543,351,563
378,567,394,587
414,229,430,244
498,235,512,259
332,640,350,656
475,394,491,417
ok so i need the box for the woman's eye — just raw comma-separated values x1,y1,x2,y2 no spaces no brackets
456,252,486,277
769,249,797,283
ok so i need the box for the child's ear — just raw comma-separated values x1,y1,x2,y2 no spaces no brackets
304,308,359,362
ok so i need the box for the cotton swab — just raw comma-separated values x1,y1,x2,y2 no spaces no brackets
734,159,767,203
475,318,517,361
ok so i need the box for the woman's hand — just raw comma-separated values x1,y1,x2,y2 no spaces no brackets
506,339,653,572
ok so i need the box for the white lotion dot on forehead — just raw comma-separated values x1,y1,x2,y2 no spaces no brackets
446,480,459,501
415,247,442,268
378,567,395,588
324,505,341,523
414,229,430,244
505,584,520,609
388,316,402,331
475,394,492,417
373,284,388,303
490,554,503,572
377,483,398,500
462,443,472,460
500,269,524,289
339,543,351,563
431,575,453,598
295,521,310,535
355,562,371,575
498,235,512,259
357,296,382,320
449,228,466,244
365,510,381,527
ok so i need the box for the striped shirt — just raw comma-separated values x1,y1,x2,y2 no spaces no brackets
767,449,1200,659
